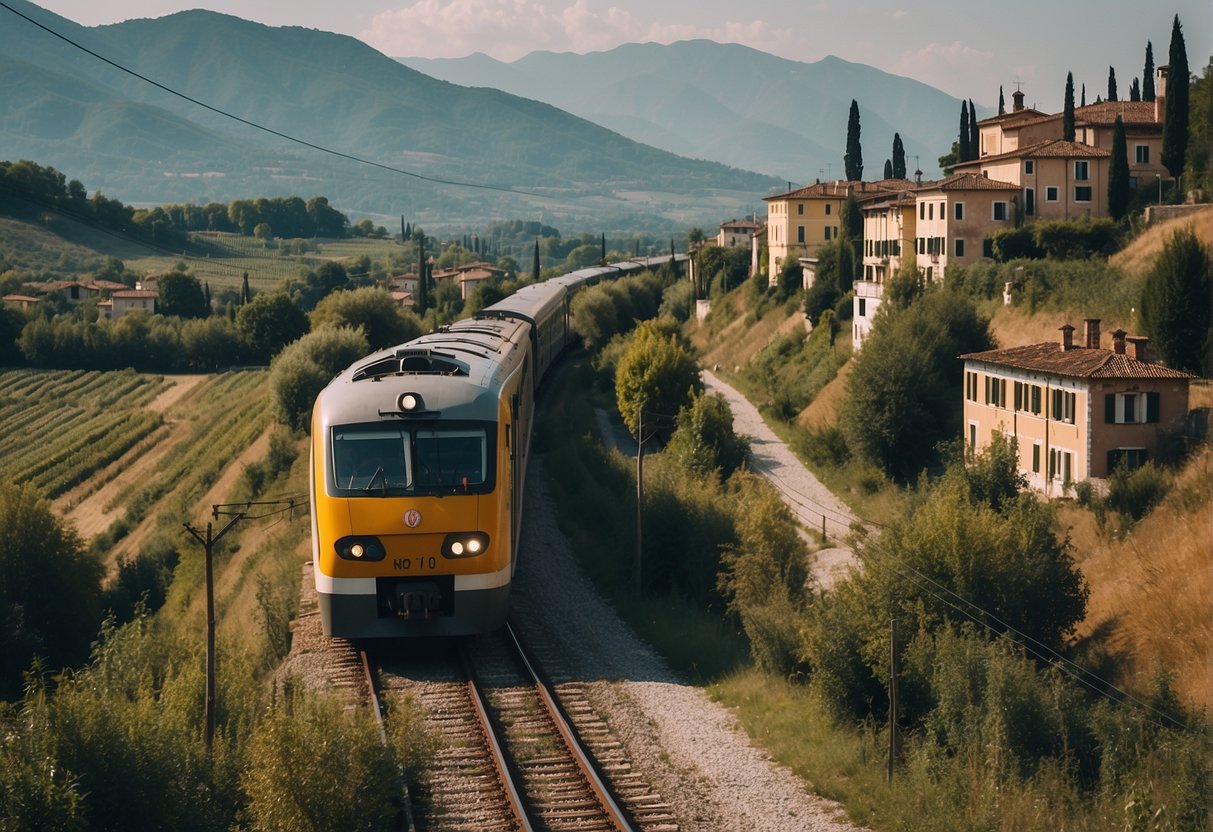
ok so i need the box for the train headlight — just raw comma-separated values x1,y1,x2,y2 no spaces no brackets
441,532,489,558
335,536,386,561
398,392,422,412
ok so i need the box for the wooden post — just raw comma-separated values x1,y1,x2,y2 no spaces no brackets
888,617,898,784
634,406,644,593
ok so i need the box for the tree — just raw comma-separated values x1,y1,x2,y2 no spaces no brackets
998,85,1006,115
600,232,607,263
1161,14,1189,180
1081,82,1086,107
1130,77,1141,102
958,101,972,163
883,159,893,179
416,234,429,315
269,326,369,431
309,287,422,351
1143,40,1156,101
840,289,994,480
1107,66,1118,102
844,99,863,181
968,99,978,160
0,482,103,699
1063,72,1076,141
615,320,702,439
241,272,251,305
667,390,749,479
158,270,209,319
1108,116,1131,221
237,292,309,361
531,238,540,283
1140,227,1211,374
892,132,906,179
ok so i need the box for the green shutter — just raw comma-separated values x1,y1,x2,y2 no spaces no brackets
1105,393,1116,423
1146,392,1160,423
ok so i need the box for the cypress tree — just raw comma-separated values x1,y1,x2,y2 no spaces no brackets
1143,41,1156,101
1109,116,1131,221
416,234,428,314
1161,14,1189,181
241,272,250,305
844,100,863,181
1130,78,1141,102
884,159,893,179
1108,66,1118,102
1081,82,1087,107
601,232,606,263
1140,227,1212,374
531,239,540,283
204,281,211,311
892,132,906,179
1063,72,1076,141
968,99,979,159
958,101,971,162
999,85,1006,115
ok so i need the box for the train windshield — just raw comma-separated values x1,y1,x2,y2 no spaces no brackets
330,423,491,496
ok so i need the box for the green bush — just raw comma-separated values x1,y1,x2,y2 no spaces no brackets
1033,217,1122,259
269,326,369,431
667,390,749,479
242,687,402,832
991,226,1045,261
1106,461,1171,521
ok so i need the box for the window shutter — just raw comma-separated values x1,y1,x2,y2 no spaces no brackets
1146,392,1160,423
1105,393,1116,423
1014,382,1023,410
985,376,990,404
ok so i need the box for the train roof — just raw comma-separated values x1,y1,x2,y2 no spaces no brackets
315,316,530,426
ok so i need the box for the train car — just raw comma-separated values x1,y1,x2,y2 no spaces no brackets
310,314,535,637
310,257,676,637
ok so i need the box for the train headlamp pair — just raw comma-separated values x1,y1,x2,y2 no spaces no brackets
442,532,489,558
335,536,386,561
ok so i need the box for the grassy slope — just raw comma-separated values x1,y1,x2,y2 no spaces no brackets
692,211,1213,710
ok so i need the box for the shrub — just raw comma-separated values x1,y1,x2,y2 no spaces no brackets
992,226,1044,261
269,326,369,431
667,390,749,479
309,286,422,351
1106,461,1171,521
1033,218,1121,259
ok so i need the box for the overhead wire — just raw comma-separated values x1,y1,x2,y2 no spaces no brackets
0,0,557,201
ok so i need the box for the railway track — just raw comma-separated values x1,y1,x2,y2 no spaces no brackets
364,622,678,832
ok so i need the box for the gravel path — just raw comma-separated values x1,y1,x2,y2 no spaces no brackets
513,457,869,832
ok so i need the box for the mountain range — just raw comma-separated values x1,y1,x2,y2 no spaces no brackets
1,1,977,232
401,41,979,183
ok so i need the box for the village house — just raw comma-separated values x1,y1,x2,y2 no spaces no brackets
960,319,1194,496
717,218,760,248
912,172,1022,278
854,190,918,349
104,288,158,319
952,139,1112,221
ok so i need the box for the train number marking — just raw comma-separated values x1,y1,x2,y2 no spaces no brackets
403,509,422,528
392,557,437,571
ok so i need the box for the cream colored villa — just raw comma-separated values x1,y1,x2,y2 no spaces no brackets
960,320,1194,496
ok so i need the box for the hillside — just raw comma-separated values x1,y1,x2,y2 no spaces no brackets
0,1,780,230
400,41,980,181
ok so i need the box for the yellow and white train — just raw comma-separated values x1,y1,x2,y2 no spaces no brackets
310,259,663,637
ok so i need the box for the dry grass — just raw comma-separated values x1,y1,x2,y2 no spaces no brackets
797,359,851,429
1111,206,1213,278
1068,446,1213,711
987,304,1137,350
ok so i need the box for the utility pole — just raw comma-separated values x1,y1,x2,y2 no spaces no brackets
634,405,644,593
184,511,243,754
888,617,898,784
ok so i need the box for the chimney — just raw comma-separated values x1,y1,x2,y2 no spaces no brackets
1126,335,1149,362
1111,328,1127,354
1059,323,1075,350
1155,65,1168,124
1083,318,1101,349
1012,89,1025,112
914,169,923,186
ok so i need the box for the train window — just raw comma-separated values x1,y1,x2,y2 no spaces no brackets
330,423,491,496
413,429,486,490
332,429,410,491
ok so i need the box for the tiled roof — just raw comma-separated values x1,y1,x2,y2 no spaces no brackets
764,179,905,201
976,108,1049,127
3,294,40,303
112,289,159,299
918,172,1019,192
961,342,1195,379
720,219,761,229
1075,100,1159,127
958,138,1110,169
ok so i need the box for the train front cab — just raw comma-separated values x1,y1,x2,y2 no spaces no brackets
311,350,532,638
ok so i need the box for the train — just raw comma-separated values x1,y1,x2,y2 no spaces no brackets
309,256,678,637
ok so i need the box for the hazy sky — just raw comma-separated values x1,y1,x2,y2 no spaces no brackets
29,0,1213,109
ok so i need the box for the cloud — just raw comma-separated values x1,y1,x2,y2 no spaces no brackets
361,0,790,60
893,41,996,98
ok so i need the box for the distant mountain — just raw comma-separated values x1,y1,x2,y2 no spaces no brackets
0,2,781,230
401,41,985,181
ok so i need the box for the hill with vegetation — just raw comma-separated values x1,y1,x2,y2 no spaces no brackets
0,1,779,231
402,40,981,182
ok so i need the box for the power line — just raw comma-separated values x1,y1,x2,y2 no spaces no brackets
0,1,556,202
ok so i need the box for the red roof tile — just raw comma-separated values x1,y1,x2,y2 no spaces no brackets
961,342,1195,379
917,172,1019,192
